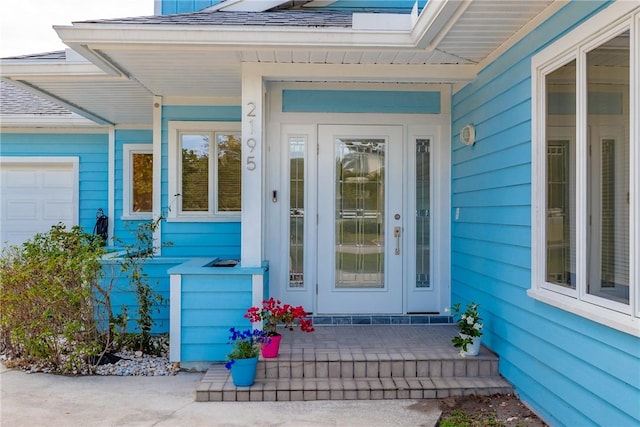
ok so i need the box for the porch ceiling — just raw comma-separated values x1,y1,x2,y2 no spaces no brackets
0,0,558,126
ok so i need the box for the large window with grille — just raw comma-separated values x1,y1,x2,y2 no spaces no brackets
531,5,639,335
168,122,241,220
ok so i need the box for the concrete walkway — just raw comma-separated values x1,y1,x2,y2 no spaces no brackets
0,363,441,427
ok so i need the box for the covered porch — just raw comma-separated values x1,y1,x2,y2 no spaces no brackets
196,324,510,402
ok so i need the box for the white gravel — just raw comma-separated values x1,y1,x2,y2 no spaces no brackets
94,350,180,376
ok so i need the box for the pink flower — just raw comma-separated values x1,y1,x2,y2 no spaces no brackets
244,297,314,336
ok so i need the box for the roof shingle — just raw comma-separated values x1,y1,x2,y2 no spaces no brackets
0,81,73,116
76,10,353,27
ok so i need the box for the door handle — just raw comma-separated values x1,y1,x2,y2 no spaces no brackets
394,226,401,255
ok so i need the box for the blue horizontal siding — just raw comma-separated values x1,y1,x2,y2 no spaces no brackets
452,238,530,270
321,0,426,12
452,183,530,207
450,1,639,425
161,0,221,14
452,206,531,226
178,271,256,362
182,291,251,310
453,223,530,248
453,141,531,180
99,258,182,334
181,343,228,362
282,90,441,114
0,132,108,234
181,274,251,293
452,253,531,289
160,0,426,14
182,309,247,327
452,163,531,194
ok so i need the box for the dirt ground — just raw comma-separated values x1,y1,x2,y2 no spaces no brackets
411,393,548,427
439,394,547,426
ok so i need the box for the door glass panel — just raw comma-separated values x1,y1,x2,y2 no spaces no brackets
289,137,305,288
416,139,430,288
586,31,629,304
335,138,385,289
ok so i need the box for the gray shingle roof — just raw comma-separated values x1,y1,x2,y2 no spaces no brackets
0,80,73,116
2,50,66,61
76,10,353,27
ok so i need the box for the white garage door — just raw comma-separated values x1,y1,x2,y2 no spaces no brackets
0,158,78,250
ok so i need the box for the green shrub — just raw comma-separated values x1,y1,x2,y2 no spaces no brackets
1,218,169,374
0,224,106,374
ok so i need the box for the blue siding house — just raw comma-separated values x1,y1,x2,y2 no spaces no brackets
1,1,638,425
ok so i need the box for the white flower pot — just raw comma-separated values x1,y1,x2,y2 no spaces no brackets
459,333,481,356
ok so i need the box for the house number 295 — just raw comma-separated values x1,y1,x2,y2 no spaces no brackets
246,102,257,171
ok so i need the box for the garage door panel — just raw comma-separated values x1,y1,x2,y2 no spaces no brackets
43,201,74,220
1,160,77,249
4,169,38,187
44,169,75,187
5,201,39,219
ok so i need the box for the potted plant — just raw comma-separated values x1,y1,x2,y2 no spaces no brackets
451,301,483,357
225,327,267,386
244,297,314,358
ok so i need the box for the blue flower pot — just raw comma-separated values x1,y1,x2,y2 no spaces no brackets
230,357,258,387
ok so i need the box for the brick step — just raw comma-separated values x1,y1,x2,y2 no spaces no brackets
194,326,512,402
196,364,512,402
256,355,500,379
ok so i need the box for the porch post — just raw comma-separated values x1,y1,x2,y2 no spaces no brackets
240,63,264,269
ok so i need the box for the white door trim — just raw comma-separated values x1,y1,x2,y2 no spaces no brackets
265,82,451,315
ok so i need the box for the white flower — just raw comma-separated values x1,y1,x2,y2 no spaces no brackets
473,323,482,330
466,317,474,325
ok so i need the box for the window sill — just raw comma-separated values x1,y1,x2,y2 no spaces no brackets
121,214,153,221
527,288,640,337
167,215,240,223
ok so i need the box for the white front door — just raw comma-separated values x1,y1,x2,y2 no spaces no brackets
266,120,448,315
317,125,404,314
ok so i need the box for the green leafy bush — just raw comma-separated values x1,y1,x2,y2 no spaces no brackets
0,224,106,374
1,217,169,374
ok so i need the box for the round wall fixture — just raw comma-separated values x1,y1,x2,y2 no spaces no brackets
460,124,475,146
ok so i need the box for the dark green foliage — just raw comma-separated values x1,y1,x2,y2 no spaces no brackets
0,217,170,374
0,224,105,374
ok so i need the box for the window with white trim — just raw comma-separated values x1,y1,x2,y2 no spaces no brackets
123,144,153,219
531,4,639,335
168,122,241,221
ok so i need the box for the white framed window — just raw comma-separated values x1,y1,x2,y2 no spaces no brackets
123,144,153,219
168,121,241,221
530,3,639,336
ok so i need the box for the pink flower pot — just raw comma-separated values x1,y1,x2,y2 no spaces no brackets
261,334,282,358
